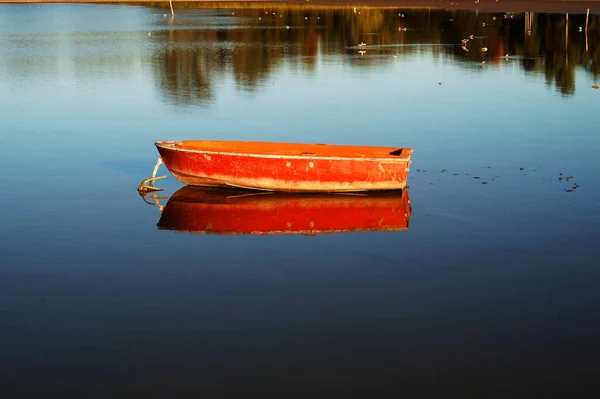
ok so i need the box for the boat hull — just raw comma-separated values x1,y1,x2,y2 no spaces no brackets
157,186,411,236
155,141,412,192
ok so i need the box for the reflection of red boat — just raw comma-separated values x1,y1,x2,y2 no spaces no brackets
155,140,412,192
157,186,411,235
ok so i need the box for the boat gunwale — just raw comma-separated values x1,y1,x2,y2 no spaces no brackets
155,141,412,162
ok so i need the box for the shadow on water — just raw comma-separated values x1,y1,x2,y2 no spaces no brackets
143,185,411,235
149,6,600,105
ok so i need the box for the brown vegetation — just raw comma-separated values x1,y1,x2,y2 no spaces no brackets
2,0,600,14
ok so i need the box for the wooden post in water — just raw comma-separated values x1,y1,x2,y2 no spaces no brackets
525,12,534,37
565,13,569,51
586,8,590,52
169,0,174,17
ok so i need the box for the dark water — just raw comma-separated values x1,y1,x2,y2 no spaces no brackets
1,3,600,396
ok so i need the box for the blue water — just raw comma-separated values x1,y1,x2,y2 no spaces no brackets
1,4,599,396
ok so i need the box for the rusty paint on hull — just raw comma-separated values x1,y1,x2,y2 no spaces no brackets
155,140,412,192
157,186,411,236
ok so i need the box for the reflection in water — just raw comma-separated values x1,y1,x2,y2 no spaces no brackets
150,7,599,105
154,186,411,235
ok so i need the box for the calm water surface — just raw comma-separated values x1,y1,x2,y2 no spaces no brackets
1,3,600,396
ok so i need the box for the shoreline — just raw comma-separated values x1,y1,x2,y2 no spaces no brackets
2,1,600,13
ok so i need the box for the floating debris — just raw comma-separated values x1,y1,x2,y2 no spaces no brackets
520,167,525,171
473,176,481,179
482,181,488,184
439,82,442,85
441,169,447,173
481,47,488,52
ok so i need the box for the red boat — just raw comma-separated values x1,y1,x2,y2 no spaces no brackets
155,140,412,192
156,186,411,236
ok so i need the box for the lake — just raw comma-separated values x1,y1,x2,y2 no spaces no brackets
1,3,599,396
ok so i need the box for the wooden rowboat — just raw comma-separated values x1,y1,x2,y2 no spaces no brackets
157,186,411,236
155,140,412,192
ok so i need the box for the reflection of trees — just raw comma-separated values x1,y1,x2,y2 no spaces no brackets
153,47,214,106
150,6,600,105
152,28,217,107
